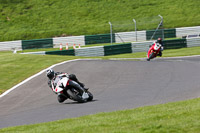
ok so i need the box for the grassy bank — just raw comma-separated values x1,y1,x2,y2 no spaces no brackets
0,98,199,132
0,0,200,41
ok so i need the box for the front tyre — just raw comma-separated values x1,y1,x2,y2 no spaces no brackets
147,52,154,61
57,94,67,103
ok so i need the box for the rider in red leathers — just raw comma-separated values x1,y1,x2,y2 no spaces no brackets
155,38,164,56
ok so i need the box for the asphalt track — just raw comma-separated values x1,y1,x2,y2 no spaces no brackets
0,57,200,128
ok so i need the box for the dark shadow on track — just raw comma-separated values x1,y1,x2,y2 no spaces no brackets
63,100,98,104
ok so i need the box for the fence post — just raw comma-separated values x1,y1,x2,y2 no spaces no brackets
109,22,113,45
150,15,164,40
133,19,137,42
158,15,164,40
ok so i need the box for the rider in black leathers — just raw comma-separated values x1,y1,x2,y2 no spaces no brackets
46,69,87,103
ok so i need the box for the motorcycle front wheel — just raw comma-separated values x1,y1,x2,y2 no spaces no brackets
147,52,154,61
57,94,67,103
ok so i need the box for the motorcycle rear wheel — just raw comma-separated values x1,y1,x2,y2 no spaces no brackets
87,91,93,101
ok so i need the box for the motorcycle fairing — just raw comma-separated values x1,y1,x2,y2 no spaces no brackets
154,43,161,50
52,77,69,93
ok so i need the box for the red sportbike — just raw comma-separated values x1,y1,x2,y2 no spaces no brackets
147,42,162,61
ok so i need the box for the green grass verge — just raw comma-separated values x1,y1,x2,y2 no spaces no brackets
0,52,77,94
0,0,200,41
0,98,199,132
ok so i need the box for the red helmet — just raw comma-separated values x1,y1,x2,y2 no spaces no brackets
157,38,162,44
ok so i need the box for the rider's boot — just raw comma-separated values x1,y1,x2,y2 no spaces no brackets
158,51,162,57
82,92,89,99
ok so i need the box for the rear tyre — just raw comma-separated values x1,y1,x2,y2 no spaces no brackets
87,91,93,101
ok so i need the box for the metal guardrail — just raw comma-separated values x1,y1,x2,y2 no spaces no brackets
0,26,200,51
0,40,22,51
75,46,104,57
187,37,200,47
176,26,200,38
131,41,153,53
